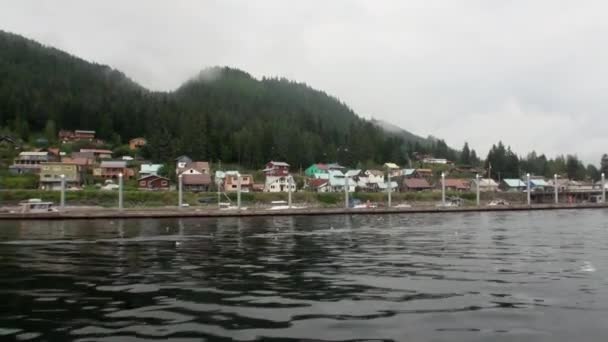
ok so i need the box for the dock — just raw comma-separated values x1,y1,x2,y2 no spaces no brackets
0,203,606,220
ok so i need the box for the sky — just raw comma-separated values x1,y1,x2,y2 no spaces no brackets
1,0,607,164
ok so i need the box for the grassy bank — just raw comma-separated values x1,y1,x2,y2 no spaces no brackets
0,189,527,208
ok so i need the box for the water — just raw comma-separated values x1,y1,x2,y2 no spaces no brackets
1,210,608,341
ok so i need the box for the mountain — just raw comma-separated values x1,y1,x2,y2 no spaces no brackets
371,119,428,144
0,30,440,168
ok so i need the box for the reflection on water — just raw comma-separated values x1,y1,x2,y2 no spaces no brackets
1,210,608,341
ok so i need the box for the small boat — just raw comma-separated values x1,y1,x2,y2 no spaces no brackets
19,199,59,213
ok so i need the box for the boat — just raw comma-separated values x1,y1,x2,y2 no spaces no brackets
18,199,59,213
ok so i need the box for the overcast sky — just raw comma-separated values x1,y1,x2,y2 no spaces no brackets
1,0,606,164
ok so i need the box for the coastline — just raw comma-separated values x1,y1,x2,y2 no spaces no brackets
1,203,606,220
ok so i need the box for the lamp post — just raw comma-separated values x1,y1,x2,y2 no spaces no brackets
237,174,242,210
118,173,124,210
526,173,531,206
387,167,392,208
602,173,606,204
441,172,446,206
554,174,558,204
60,174,66,209
475,173,480,206
288,175,293,209
178,174,183,209
345,174,350,209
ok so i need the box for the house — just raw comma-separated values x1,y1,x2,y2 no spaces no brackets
139,164,163,178
365,170,385,184
470,178,499,192
402,178,432,192
61,156,94,173
39,162,81,190
264,175,296,192
9,152,59,174
223,172,253,192
305,163,329,177
422,158,449,164
442,178,471,192
182,174,212,192
175,156,210,176
96,161,133,179
327,163,346,171
138,175,170,190
328,170,356,192
529,179,550,192
129,137,147,150
58,130,96,143
415,169,433,179
377,181,399,192
595,180,608,190
80,149,112,160
308,178,330,192
263,161,290,176
0,135,19,148
500,179,527,192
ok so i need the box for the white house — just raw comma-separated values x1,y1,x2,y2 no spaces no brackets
364,169,385,184
264,175,296,192
422,158,448,164
470,178,499,192
328,170,356,192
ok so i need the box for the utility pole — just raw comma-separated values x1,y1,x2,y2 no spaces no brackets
345,175,349,209
387,166,392,208
602,173,606,204
237,174,242,210
178,174,183,209
288,175,293,209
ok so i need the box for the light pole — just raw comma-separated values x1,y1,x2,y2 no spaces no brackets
602,173,606,204
118,173,124,210
217,177,221,209
554,174,558,204
178,174,183,209
475,173,480,206
344,174,350,209
441,172,446,206
288,175,293,209
237,174,242,210
526,173,531,206
387,166,392,208
60,174,66,209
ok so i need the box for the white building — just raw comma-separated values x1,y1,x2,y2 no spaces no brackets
422,158,448,164
264,175,296,192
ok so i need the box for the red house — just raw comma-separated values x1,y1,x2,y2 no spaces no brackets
263,161,290,176
138,175,170,190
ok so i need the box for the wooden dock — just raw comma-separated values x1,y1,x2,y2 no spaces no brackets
0,203,606,220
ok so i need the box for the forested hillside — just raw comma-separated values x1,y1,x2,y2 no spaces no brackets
0,30,441,169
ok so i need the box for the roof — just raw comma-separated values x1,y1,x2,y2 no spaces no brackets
130,137,146,142
366,169,384,177
416,168,433,173
443,179,470,189
267,161,290,167
181,161,210,171
530,179,549,187
403,169,416,176
384,162,399,169
61,157,91,166
345,169,361,177
140,164,163,173
309,178,329,188
100,161,127,168
19,151,48,156
474,178,499,186
327,163,345,170
80,149,112,154
138,174,169,182
182,173,211,185
403,178,432,189
503,179,526,187
75,130,95,134
175,155,192,162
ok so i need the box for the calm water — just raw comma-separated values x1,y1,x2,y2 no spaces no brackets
1,210,608,341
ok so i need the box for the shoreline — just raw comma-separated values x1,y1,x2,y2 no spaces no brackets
1,203,606,220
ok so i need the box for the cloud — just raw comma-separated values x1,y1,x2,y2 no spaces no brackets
0,0,606,164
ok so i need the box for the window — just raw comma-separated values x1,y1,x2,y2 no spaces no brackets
161,181,168,186
139,181,146,186
271,185,275,189
42,166,50,171
232,185,237,189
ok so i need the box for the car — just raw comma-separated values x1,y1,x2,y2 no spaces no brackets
101,184,119,191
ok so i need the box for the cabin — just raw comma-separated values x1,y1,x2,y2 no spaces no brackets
96,161,133,179
223,172,253,192
79,149,112,160
58,130,96,143
470,178,499,192
442,178,471,192
307,178,330,192
139,164,163,178
182,173,212,192
9,152,59,174
39,162,81,190
264,175,296,192
129,137,147,150
402,178,432,192
175,156,210,176
500,179,527,192
138,175,170,190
